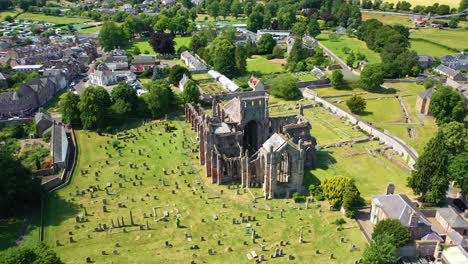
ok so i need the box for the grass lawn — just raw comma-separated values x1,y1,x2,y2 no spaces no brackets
247,56,285,74
409,39,456,57
17,12,91,24
383,0,458,8
77,25,101,34
174,36,191,50
127,38,155,55
362,13,412,26
44,90,66,114
0,218,25,250
313,82,438,154
0,9,20,21
40,116,367,263
192,73,211,80
316,34,381,65
410,28,468,52
306,142,414,202
296,74,317,81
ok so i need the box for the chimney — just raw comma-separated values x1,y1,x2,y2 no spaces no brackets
386,183,395,195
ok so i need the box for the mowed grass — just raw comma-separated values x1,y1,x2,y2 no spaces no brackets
0,10,20,21
174,36,191,50
247,56,285,74
362,13,412,26
316,34,381,65
306,141,414,202
410,39,456,57
77,25,101,34
410,28,468,52
127,37,191,55
41,116,367,263
313,82,438,153
17,12,91,24
383,0,458,7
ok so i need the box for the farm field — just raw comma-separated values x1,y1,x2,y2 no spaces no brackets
316,33,381,65
362,13,412,26
410,28,468,52
246,56,285,74
409,39,455,57
17,12,91,24
383,0,458,7
41,116,367,263
0,10,20,21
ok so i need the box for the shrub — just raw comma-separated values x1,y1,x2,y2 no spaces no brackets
345,209,356,219
333,218,346,225
292,192,305,203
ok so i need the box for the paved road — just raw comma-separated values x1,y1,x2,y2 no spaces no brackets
317,42,357,80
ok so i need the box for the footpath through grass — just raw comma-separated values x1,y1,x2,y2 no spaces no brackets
41,115,367,263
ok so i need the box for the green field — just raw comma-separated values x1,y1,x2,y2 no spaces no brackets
127,37,191,55
314,82,438,153
383,0,458,8
17,12,91,24
175,36,191,50
77,25,101,34
362,13,412,26
410,28,468,52
247,56,285,74
0,10,20,21
410,39,456,57
316,34,381,65
39,116,367,263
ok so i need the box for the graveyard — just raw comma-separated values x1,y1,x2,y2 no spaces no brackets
41,113,368,263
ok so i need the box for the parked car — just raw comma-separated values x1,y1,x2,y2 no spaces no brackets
453,199,467,212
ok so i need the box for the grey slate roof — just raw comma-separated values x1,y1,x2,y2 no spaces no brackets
436,64,462,78
372,194,432,227
437,207,468,229
419,88,436,99
447,231,468,248
52,124,68,164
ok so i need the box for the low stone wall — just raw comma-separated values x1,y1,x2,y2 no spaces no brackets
35,168,55,177
303,89,418,168
384,77,426,83
297,79,330,88
200,90,266,102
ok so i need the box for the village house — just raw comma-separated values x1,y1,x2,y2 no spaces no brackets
435,207,468,236
181,51,208,72
371,194,432,240
89,64,117,86
178,73,190,92
12,64,43,72
286,35,316,56
130,55,156,72
0,72,11,89
441,52,468,71
208,70,239,92
415,88,436,115
441,245,468,264
248,76,264,91
418,55,435,68
435,65,466,82
34,109,53,135
257,30,291,44
310,66,327,80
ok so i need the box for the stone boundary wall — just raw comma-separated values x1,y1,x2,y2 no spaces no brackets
200,90,266,102
297,79,330,88
303,89,418,168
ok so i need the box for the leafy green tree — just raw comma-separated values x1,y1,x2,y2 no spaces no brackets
235,45,248,75
449,152,468,196
257,33,277,54
220,25,237,44
287,38,307,71
360,64,384,91
321,176,360,208
342,181,361,209
230,0,242,19
59,92,80,125
144,80,175,118
407,131,450,203
429,87,466,125
209,37,237,77
363,234,399,264
122,15,144,37
291,19,308,38
272,45,285,59
307,19,321,37
152,66,165,81
98,21,130,51
277,5,296,30
78,86,112,129
247,11,263,32
180,79,200,104
449,17,460,28
0,148,41,218
346,95,367,114
0,243,63,264
330,69,344,89
372,219,411,248
189,33,208,53
269,75,300,100
346,52,355,67
219,0,230,20
459,0,468,12
168,65,191,86
208,1,220,20
111,83,138,117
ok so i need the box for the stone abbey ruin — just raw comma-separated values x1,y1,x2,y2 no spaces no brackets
185,91,317,199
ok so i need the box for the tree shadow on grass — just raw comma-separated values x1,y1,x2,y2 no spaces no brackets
356,110,373,117
371,86,398,94
43,191,80,227
303,150,338,189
